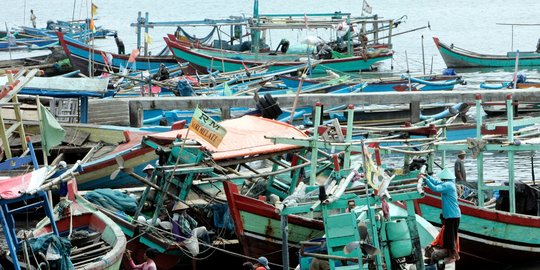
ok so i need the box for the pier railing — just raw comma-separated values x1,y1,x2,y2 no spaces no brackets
108,89,540,127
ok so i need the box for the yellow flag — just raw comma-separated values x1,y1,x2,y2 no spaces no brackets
91,2,98,17
144,32,153,45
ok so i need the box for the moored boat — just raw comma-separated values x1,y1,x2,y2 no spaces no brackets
57,31,180,76
433,36,540,68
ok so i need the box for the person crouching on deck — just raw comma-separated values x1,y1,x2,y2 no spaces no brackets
171,201,210,255
420,168,461,264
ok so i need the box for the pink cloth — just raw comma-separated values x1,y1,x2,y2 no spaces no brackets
129,259,157,270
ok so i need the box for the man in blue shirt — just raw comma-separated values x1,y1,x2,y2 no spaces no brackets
422,168,461,264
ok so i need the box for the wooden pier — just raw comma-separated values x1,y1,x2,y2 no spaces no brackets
86,89,540,127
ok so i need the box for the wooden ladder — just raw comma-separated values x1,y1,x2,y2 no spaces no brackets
0,69,39,160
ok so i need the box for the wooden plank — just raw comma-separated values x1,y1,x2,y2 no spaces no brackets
63,127,91,146
88,98,130,126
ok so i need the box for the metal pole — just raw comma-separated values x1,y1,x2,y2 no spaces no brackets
511,25,514,51
136,11,142,51
513,50,520,89
421,35,426,75
310,103,322,185
144,12,149,56
343,104,354,169
281,214,289,270
506,94,515,213
476,95,485,206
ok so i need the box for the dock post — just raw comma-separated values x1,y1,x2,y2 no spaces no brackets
506,94,516,213
80,96,88,123
409,101,420,123
281,214,289,270
220,107,231,120
129,101,143,127
475,94,485,206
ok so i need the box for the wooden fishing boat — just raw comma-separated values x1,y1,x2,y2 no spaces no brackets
417,96,540,266
165,36,392,74
78,115,311,269
30,179,127,270
433,36,540,68
57,31,180,76
0,151,125,270
279,73,465,92
417,190,540,266
0,37,58,51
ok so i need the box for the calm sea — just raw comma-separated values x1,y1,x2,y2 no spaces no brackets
2,1,540,268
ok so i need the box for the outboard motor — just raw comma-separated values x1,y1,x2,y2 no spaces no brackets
152,63,170,81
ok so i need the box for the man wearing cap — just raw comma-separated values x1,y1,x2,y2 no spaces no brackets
171,201,209,256
421,168,461,264
142,164,155,181
454,150,466,184
254,256,270,270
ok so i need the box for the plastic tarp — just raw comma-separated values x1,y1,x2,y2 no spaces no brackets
84,188,138,213
0,167,48,200
147,115,308,160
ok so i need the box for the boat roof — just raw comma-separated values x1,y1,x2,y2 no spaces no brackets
0,167,48,199
147,115,307,160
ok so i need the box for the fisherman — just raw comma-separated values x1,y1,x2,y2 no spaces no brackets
142,164,155,181
171,201,210,256
454,150,466,184
420,168,461,264
536,39,540,53
114,33,126,55
125,248,158,270
254,256,270,270
30,10,37,28
275,39,290,54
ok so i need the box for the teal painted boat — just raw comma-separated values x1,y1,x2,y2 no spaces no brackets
165,37,392,73
433,36,540,68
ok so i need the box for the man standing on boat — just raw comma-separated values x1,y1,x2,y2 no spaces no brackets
30,10,37,28
454,150,466,184
114,33,125,55
421,168,461,264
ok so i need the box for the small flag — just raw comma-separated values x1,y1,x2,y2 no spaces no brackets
362,0,373,14
101,51,109,66
106,52,113,66
7,32,16,47
144,32,153,45
91,2,98,17
189,107,227,148
39,103,66,156
128,48,140,63
223,82,232,96
89,19,96,33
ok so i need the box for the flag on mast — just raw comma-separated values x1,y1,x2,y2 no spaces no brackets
91,2,98,17
38,103,65,156
362,0,373,14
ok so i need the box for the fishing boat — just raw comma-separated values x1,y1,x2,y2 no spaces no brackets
222,104,453,269
279,73,465,92
0,37,58,51
0,145,125,270
417,95,540,267
433,36,540,68
57,31,180,76
165,35,392,74
78,115,312,269
164,0,397,74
